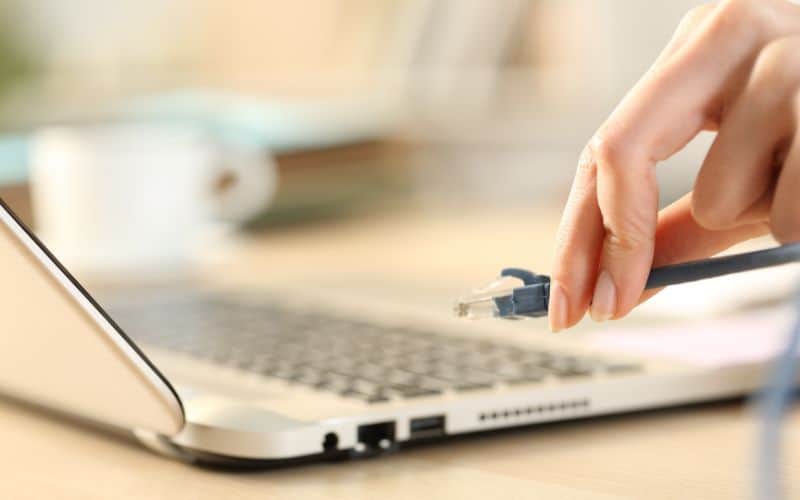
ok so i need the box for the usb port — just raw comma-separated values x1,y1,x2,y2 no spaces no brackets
409,415,446,440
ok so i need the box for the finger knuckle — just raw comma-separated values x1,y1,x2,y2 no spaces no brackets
716,0,756,24
604,198,657,257
691,193,735,230
605,228,649,256
679,3,716,29
590,133,636,176
752,36,800,92
707,0,768,40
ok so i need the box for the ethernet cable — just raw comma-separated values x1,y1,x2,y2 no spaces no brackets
455,242,800,320
453,243,800,498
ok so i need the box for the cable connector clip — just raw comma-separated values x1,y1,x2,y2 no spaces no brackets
454,268,550,320
455,242,800,321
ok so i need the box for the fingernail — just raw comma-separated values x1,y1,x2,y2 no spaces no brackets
590,270,617,322
548,280,568,332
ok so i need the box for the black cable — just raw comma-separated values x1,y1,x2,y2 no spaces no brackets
466,243,800,319
488,244,800,496
645,242,800,290
640,243,800,499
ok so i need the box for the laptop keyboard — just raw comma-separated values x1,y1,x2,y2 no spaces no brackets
109,296,642,404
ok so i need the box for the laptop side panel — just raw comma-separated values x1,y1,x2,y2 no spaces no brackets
0,199,184,436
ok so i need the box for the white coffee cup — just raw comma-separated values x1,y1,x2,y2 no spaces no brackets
29,122,276,282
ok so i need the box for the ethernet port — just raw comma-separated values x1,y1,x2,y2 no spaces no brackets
356,421,396,454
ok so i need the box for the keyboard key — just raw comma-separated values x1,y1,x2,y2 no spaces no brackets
338,388,372,401
454,382,494,392
399,388,442,398
505,374,545,385
108,295,644,404
604,362,642,374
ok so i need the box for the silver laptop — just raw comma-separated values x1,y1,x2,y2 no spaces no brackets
0,198,788,466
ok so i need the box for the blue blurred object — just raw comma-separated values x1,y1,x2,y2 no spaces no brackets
0,134,28,185
755,290,800,500
0,89,402,185
123,89,402,152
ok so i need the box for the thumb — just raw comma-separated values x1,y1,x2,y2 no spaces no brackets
590,140,659,321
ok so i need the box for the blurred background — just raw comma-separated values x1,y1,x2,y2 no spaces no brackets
0,0,773,320
0,0,710,209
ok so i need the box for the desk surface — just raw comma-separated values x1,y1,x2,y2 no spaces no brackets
3,207,799,500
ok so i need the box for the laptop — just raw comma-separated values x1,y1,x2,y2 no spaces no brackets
0,198,790,466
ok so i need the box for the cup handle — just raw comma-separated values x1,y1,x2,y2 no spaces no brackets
210,145,277,223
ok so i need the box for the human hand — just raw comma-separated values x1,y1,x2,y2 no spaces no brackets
550,0,800,332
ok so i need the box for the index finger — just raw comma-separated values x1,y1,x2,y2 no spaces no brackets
549,0,800,331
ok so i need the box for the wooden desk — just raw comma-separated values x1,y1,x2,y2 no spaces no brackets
2,207,798,499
